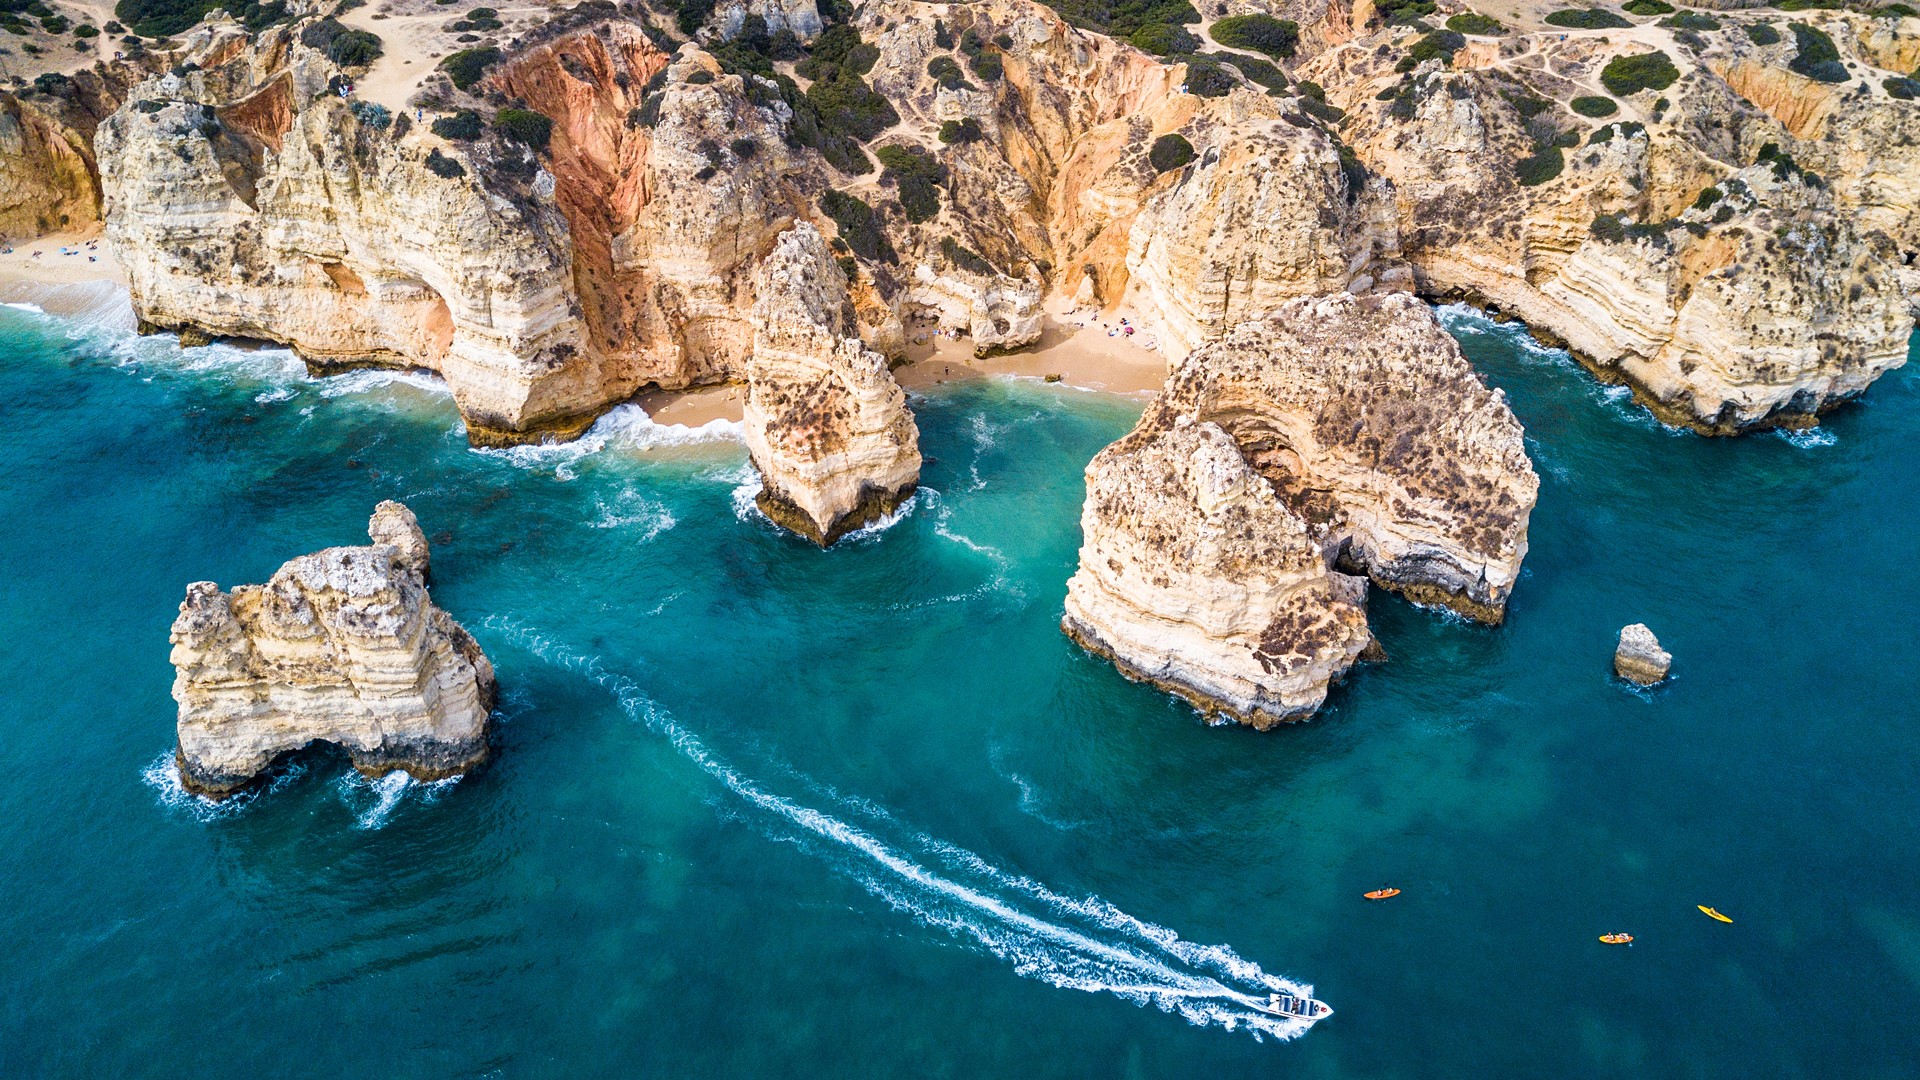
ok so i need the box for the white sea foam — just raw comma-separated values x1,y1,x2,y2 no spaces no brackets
315,367,452,400
141,749,306,822
837,491,920,543
1775,426,1837,449
475,404,743,472
483,615,1321,1041
589,488,677,540
335,769,460,830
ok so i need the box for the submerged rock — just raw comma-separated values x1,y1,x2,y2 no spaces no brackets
169,503,496,797
1065,293,1538,726
1614,624,1672,686
744,223,921,546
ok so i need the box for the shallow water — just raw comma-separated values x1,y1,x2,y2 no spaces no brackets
1,303,1916,1078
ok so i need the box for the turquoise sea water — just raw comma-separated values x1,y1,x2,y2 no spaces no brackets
0,300,1916,1078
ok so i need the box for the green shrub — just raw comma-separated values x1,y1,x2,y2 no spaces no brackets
1873,3,1920,16
1775,0,1840,9
1515,144,1564,185
425,148,465,177
1745,22,1781,45
938,117,983,143
968,49,1003,80
674,0,713,36
1886,76,1920,99
1600,50,1679,94
1148,131,1194,171
1301,95,1346,122
686,69,715,84
1130,21,1198,54
1587,119,1645,144
1544,8,1632,28
1660,11,1720,30
875,143,947,223
1173,54,1236,97
1570,94,1618,116
821,189,895,262
1445,12,1504,34
431,108,483,139
729,136,758,160
494,107,552,152
348,99,391,129
927,55,969,90
74,22,97,36
115,0,288,36
1209,13,1299,58
806,65,899,141
1621,0,1672,14
1221,52,1288,92
938,236,994,276
1787,22,1848,82
439,46,501,90
1408,28,1466,65
1692,185,1723,210
329,27,381,66
1373,0,1437,26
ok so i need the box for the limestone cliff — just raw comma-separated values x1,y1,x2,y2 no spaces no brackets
1065,293,1537,724
744,223,920,545
1305,18,1916,432
170,503,496,797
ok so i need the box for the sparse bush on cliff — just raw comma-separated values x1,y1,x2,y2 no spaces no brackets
1148,132,1194,172
927,55,970,90
1587,119,1644,144
1037,0,1197,37
1600,51,1679,95
348,100,391,130
494,107,552,152
1209,14,1298,58
1130,21,1197,54
1787,22,1849,83
1622,0,1672,15
1373,0,1437,26
1406,28,1466,66
432,108,483,140
1570,95,1618,116
439,46,502,91
1886,76,1920,99
939,236,995,276
876,143,948,223
1446,12,1503,35
1222,52,1288,93
114,0,287,37
1745,22,1781,45
1545,8,1632,29
425,148,466,178
821,189,896,263
938,117,983,144
1515,144,1564,186
1660,11,1720,30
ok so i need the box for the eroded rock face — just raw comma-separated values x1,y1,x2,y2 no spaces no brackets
744,223,921,545
1062,417,1373,728
1614,624,1672,685
169,504,495,797
1066,293,1537,724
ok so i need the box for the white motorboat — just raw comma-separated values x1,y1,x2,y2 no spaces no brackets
1255,991,1333,1025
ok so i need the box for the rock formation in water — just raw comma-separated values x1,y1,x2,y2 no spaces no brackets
745,222,920,545
169,502,496,797
1065,293,1537,724
1614,624,1672,686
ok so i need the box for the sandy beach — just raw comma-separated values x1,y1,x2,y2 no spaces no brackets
895,313,1167,397
0,227,135,328
634,383,746,427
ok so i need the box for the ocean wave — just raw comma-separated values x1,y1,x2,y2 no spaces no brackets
589,488,677,540
1774,426,1837,449
475,404,743,473
335,769,460,830
483,615,1322,1041
142,749,307,822
838,491,921,544
314,368,452,400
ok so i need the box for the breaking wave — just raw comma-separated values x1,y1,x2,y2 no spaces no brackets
335,769,460,830
482,615,1322,1040
475,404,742,473
142,750,307,823
1775,426,1837,449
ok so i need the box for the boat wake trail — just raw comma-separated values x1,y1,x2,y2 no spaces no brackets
482,615,1320,1040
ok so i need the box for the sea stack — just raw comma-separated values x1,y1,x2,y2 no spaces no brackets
1614,624,1672,686
1064,293,1539,726
743,222,921,546
168,503,496,797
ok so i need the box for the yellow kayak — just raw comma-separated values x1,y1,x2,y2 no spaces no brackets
1698,905,1733,923
1599,933,1634,945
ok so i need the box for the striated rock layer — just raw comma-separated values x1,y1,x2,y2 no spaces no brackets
745,223,921,545
1065,293,1538,726
169,502,496,797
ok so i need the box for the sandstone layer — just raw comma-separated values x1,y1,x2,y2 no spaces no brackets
169,502,496,797
745,223,921,545
1065,293,1538,724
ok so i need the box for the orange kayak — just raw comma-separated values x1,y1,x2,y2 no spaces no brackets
1364,888,1401,901
1599,933,1634,945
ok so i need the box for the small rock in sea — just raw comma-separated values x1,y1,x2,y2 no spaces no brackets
1614,624,1671,685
